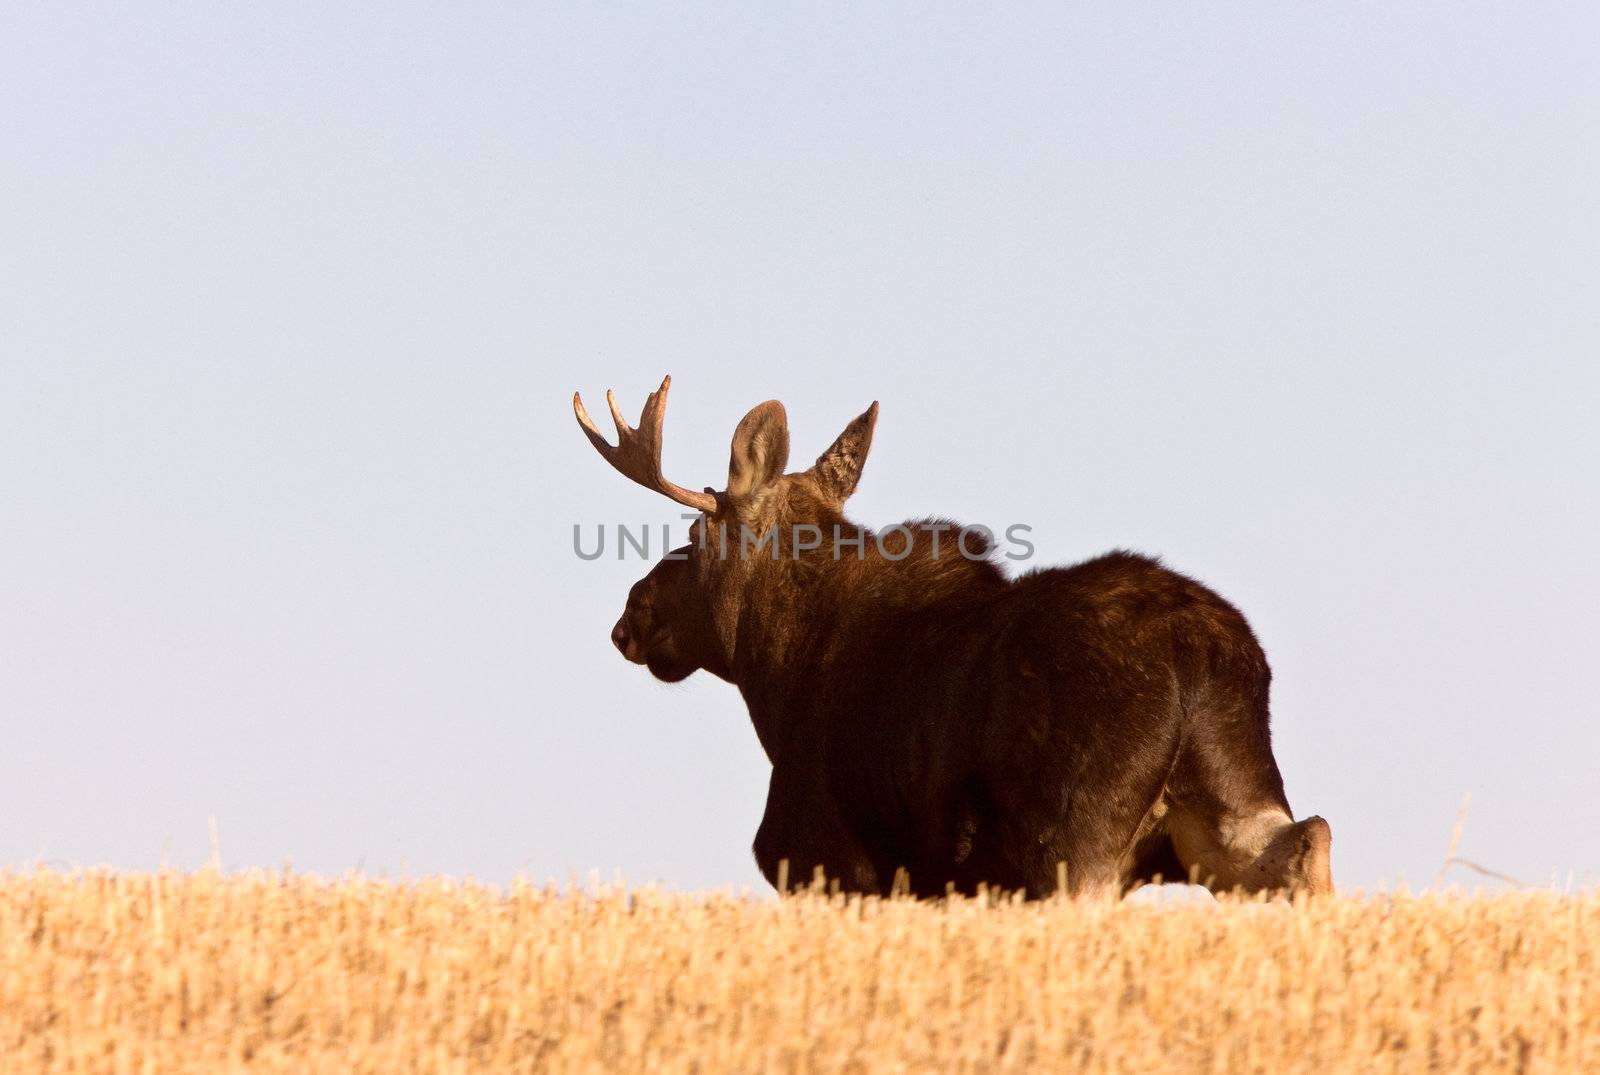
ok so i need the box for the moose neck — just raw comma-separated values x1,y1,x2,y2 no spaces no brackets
726,519,1009,763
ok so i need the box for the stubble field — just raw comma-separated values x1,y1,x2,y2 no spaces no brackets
0,869,1594,1073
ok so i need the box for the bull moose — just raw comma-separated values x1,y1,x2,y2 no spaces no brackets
575,376,1333,900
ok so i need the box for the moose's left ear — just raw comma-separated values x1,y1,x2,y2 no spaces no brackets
809,402,878,503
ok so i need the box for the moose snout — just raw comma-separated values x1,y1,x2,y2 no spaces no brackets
611,617,633,658
612,617,652,664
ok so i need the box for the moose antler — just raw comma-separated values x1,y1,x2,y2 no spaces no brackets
573,375,719,513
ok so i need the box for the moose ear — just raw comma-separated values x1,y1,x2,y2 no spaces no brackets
727,400,790,501
809,402,878,503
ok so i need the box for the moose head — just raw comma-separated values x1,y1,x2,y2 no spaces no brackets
575,375,879,687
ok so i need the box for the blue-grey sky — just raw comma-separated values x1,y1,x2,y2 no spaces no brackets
4,4,1597,893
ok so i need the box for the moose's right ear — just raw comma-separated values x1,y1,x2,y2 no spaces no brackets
726,400,790,501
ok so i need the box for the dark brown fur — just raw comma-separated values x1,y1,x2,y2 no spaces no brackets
595,390,1332,899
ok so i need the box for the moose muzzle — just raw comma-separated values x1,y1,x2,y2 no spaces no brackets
611,617,640,662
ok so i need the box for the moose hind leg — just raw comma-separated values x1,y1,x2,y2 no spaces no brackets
1025,743,1181,901
1166,658,1333,897
1168,804,1333,896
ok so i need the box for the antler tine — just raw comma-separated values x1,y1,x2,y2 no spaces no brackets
572,375,718,514
571,389,616,458
604,389,631,439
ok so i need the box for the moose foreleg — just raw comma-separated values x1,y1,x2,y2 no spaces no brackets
753,764,880,895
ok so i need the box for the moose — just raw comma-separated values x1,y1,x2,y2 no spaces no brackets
575,376,1333,900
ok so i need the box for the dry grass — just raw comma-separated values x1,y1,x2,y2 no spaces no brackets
1,870,1595,1073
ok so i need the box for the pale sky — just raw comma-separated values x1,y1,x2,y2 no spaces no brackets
4,4,1598,893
